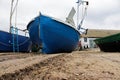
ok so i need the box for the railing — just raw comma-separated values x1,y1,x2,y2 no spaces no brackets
10,26,19,52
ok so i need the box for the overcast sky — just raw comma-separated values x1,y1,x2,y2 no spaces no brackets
0,0,120,32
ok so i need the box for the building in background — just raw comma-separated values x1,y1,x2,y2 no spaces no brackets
80,29,120,49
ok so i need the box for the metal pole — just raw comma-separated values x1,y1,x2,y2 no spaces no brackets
9,0,14,33
9,0,19,33
15,0,19,28
77,1,79,28
76,0,82,29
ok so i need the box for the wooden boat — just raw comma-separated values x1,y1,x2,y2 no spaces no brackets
27,0,89,53
27,14,80,53
0,0,32,52
94,33,120,52
0,30,32,52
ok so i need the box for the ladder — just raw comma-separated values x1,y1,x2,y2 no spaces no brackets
10,26,19,52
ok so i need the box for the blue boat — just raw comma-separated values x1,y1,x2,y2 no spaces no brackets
0,0,32,52
0,30,32,52
27,14,80,53
27,0,89,53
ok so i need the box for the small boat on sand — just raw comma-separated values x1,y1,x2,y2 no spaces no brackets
27,14,80,53
94,33,120,52
0,0,32,52
27,0,88,53
0,30,32,52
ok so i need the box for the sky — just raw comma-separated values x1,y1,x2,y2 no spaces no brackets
0,0,120,33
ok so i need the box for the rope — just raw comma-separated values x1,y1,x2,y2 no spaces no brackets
0,38,30,47
0,42,11,47
18,38,30,46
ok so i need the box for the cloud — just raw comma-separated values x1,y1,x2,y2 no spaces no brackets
103,13,120,29
84,13,120,30
12,0,76,29
83,0,120,30
87,0,120,21
0,0,120,32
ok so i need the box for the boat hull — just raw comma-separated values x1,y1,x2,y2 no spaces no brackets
27,14,80,53
94,33,120,52
0,30,32,52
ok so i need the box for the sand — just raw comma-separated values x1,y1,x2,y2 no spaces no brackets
0,49,120,80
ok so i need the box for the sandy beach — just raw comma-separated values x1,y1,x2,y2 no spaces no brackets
0,49,120,80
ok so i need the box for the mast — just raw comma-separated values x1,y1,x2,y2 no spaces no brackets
76,0,82,28
9,0,14,33
9,0,19,33
76,0,88,30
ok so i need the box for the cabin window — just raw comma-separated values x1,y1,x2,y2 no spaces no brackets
84,37,87,42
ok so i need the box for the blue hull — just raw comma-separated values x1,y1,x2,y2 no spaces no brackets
0,30,32,52
27,14,80,53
